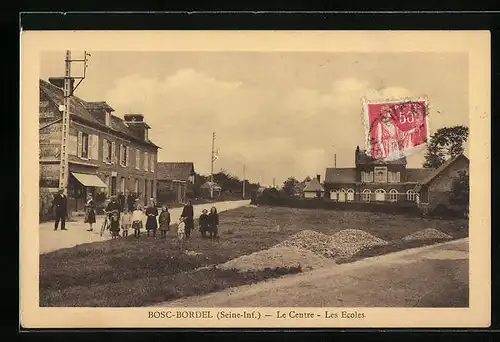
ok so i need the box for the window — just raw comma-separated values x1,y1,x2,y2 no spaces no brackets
135,149,140,169
120,177,125,193
362,189,371,202
374,189,386,201
374,167,387,183
406,190,417,201
105,111,111,127
150,154,155,172
389,189,398,202
361,171,373,183
338,188,346,202
105,176,110,195
330,190,338,201
119,144,128,166
144,129,148,141
77,131,90,159
346,188,355,201
135,179,139,193
144,152,149,171
388,171,401,183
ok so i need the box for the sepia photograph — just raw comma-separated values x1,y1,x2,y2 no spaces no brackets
20,31,490,328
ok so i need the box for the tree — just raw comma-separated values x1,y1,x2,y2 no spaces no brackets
282,177,299,198
450,170,469,217
423,125,469,168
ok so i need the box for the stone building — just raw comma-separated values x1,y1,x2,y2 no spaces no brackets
324,146,434,203
39,78,160,216
156,162,195,204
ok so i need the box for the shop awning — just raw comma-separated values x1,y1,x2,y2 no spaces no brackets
71,172,107,188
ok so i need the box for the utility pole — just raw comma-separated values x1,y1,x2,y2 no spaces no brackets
334,154,337,168
273,177,276,188
58,50,90,195
242,164,246,199
210,132,216,198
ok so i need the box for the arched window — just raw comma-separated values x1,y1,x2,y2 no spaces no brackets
338,188,346,202
389,189,398,202
346,188,355,201
406,189,416,201
330,189,338,201
374,189,386,201
362,189,371,202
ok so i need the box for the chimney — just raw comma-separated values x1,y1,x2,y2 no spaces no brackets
124,114,150,141
48,77,75,92
355,145,360,165
316,174,321,183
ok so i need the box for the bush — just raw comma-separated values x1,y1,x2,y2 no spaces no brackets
39,189,54,222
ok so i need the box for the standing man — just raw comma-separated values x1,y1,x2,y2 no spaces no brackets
126,191,135,212
117,192,126,212
180,199,194,239
52,188,68,231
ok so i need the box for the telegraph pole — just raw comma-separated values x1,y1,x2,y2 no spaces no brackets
58,50,72,194
58,50,90,195
273,177,276,188
334,154,337,168
210,132,216,198
242,164,246,199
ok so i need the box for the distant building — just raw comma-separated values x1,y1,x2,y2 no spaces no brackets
156,162,195,204
39,78,159,216
302,175,325,199
415,154,469,213
200,181,222,199
324,146,469,210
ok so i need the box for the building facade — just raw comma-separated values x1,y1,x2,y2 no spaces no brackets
324,146,434,203
156,162,195,204
39,78,159,215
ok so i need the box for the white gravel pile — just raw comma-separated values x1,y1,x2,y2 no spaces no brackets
217,246,335,272
274,230,338,258
329,229,389,258
402,228,453,242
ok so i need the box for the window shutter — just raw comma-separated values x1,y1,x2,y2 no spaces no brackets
77,131,82,158
396,172,401,183
93,135,99,160
68,135,78,156
136,149,140,169
111,141,116,164
119,144,123,166
126,146,130,166
144,152,148,170
369,171,374,182
103,139,108,162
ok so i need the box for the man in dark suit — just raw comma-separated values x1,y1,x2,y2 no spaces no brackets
180,199,194,238
52,188,68,231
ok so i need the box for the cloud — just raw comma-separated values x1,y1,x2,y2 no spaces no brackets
105,71,423,184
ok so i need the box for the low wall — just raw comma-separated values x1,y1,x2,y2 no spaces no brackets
254,196,422,215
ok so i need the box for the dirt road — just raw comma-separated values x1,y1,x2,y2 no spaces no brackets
39,200,251,254
158,238,469,308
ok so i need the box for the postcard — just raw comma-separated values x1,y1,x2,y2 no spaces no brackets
20,30,490,328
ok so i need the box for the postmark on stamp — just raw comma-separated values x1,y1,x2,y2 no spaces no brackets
362,97,430,161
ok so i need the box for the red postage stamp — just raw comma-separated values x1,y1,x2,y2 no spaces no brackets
362,98,429,161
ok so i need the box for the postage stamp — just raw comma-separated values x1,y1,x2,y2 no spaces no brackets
362,98,429,161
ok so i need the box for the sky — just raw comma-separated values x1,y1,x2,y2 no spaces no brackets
40,51,469,186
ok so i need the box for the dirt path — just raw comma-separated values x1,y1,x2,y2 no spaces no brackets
156,238,468,308
39,200,251,254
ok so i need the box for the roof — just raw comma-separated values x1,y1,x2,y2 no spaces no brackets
356,148,407,165
298,176,312,190
201,181,222,190
406,168,435,183
416,154,469,190
324,168,357,184
302,177,325,192
83,101,115,112
156,162,195,181
40,79,159,148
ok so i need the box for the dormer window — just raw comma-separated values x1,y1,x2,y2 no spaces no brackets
105,111,111,127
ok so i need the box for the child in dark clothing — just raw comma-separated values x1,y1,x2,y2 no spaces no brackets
199,209,209,238
208,206,219,240
158,206,171,240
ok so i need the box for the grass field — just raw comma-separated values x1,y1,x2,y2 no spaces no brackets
39,205,468,307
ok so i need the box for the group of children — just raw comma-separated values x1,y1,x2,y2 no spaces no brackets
111,204,219,242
